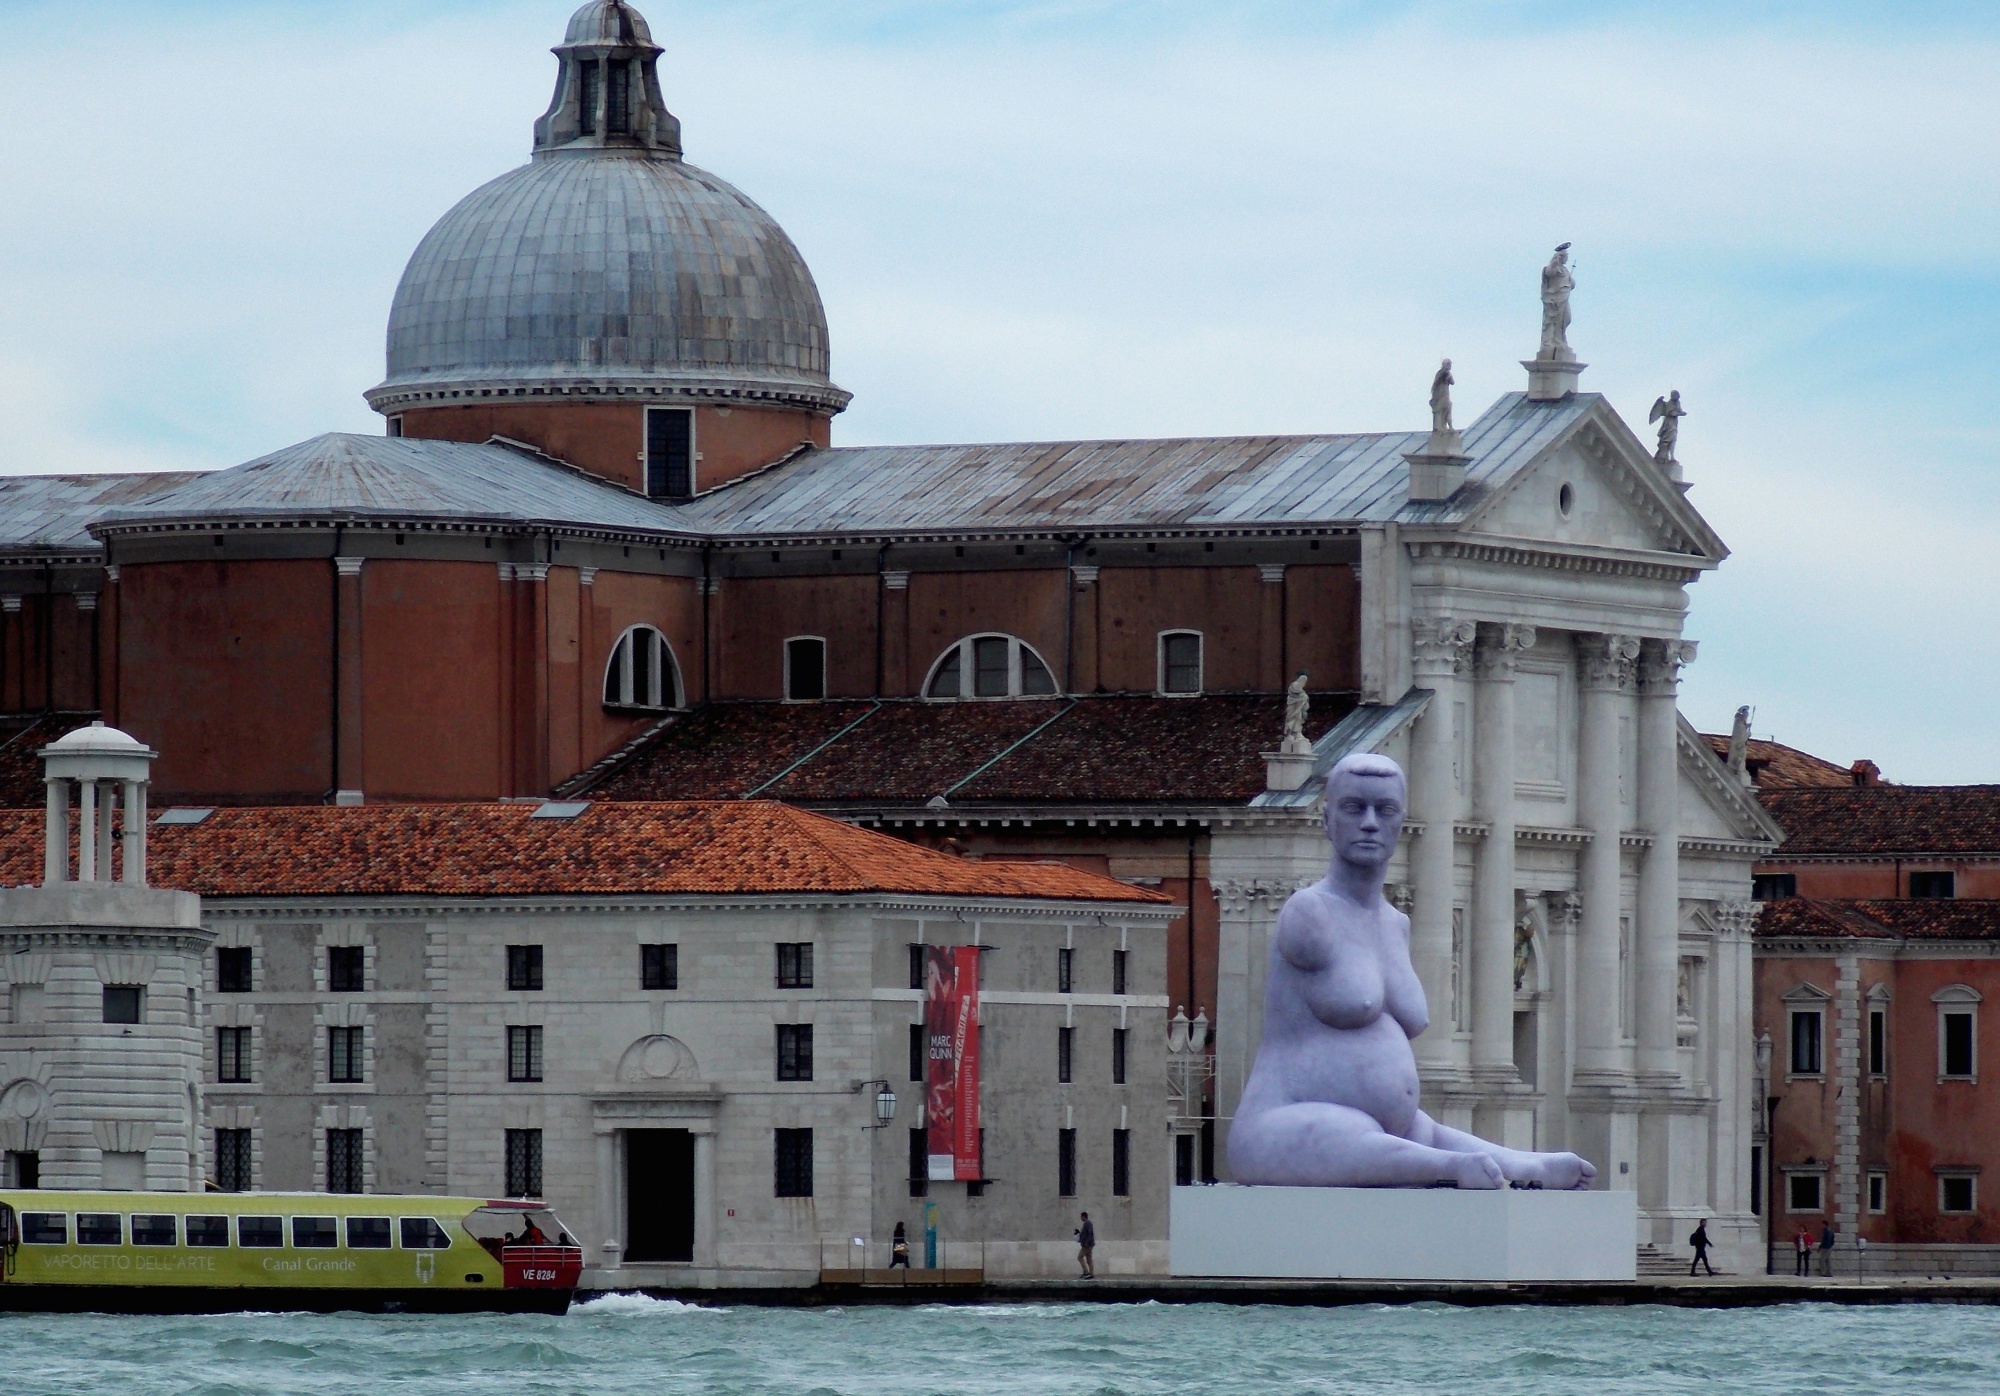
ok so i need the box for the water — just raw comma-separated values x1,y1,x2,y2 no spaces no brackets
4,1296,1998,1395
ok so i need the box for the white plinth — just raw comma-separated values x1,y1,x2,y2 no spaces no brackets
1171,1185,1636,1281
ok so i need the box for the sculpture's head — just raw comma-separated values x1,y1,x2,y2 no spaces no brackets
1322,753,1406,873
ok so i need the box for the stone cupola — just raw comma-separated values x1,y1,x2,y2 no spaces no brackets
533,0,682,158
40,720,157,886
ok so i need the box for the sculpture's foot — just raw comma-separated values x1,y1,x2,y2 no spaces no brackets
1449,1152,1506,1190
1507,1152,1596,1191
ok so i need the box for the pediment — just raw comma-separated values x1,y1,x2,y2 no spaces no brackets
1463,404,1725,563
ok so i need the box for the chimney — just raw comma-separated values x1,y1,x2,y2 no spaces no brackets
1850,760,1881,788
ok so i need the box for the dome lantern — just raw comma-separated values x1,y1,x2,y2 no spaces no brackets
532,1,682,160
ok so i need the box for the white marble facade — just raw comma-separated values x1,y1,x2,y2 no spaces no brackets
1211,390,1782,1273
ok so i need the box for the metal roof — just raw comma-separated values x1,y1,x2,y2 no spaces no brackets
0,472,207,557
673,392,1599,539
87,434,701,539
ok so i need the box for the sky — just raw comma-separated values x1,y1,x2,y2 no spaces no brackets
1,0,1996,780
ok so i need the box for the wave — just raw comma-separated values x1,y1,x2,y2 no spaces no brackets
569,1292,718,1318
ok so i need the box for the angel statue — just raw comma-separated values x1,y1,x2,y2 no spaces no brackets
1429,358,1455,436
1538,243,1574,359
1281,671,1311,753
1649,390,1685,468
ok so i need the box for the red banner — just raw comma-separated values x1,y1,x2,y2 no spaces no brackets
924,945,981,1182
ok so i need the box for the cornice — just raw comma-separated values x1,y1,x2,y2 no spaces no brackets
363,372,853,417
198,891,1177,921
1402,533,1710,582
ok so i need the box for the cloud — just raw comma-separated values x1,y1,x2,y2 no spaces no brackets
0,0,1995,776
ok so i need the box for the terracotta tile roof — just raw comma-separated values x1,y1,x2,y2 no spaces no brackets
1758,787,2000,858
0,803,1171,904
1699,734,1859,790
0,715,94,808
1756,898,2000,941
579,694,1356,807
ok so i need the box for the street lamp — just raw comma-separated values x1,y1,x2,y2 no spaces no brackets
856,1079,897,1128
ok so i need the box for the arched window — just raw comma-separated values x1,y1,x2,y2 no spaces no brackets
1158,631,1203,695
603,626,683,712
923,634,1059,700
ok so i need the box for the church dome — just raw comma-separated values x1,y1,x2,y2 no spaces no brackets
366,1,848,417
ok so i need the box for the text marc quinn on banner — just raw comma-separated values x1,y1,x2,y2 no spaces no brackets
924,945,982,1183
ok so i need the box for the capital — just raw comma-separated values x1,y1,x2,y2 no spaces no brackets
1475,622,1536,679
1577,632,1641,690
1410,616,1477,676
1638,637,1697,694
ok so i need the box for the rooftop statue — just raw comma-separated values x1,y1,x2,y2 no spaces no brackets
1281,671,1312,753
1429,358,1455,435
1538,243,1575,360
1649,389,1685,468
1228,753,1597,1189
1727,705,1752,783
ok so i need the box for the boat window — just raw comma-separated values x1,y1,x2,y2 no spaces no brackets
186,1216,230,1248
238,1216,283,1248
20,1212,65,1244
399,1217,453,1249
293,1217,338,1248
132,1215,177,1246
76,1213,122,1246
347,1216,393,1249
464,1205,570,1259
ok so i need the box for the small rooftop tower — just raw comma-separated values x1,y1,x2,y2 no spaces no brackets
40,721,157,886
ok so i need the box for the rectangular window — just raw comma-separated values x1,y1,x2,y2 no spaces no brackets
1751,873,1797,901
973,636,1010,697
102,985,142,1024
908,1126,929,1198
1869,1008,1888,1077
20,1213,65,1245
1789,1009,1823,1076
1161,632,1202,694
238,1216,283,1248
1113,949,1128,996
1911,870,1957,899
186,1216,230,1248
1112,1028,1128,1085
644,406,693,499
1175,1134,1196,1187
4,1149,37,1189
641,943,678,991
217,1026,253,1084
577,59,600,136
1058,1128,1078,1197
606,57,631,135
1787,1173,1823,1213
776,942,814,989
507,945,544,992
132,1214,176,1247
327,1129,364,1194
329,1026,365,1083
775,1128,814,1198
1751,1145,1764,1216
1112,1128,1131,1197
77,1213,122,1246
910,944,925,990
216,946,252,993
294,1216,339,1248
215,1129,252,1192
1943,1011,1976,1078
777,1023,814,1081
401,1217,453,1249
1058,1026,1074,1084
505,1128,544,1198
328,945,365,992
1058,947,1074,994
1942,1175,1977,1213
507,1025,545,1083
347,1216,393,1249
785,638,826,702
909,1022,925,1083
1868,1173,1887,1213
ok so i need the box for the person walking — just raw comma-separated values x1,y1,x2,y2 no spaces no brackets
1794,1227,1812,1277
1075,1212,1096,1279
1688,1219,1715,1277
890,1221,911,1270
1818,1221,1838,1277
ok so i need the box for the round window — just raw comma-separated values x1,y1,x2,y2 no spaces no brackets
1558,482,1575,517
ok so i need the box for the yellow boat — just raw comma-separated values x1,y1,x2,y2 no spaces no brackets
0,1191,584,1314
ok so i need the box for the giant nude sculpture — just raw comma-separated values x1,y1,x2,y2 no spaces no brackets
1229,753,1597,1190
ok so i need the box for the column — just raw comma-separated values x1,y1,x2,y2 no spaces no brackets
595,1126,621,1269
693,1126,718,1265
1257,564,1286,690
882,571,911,695
519,564,551,796
1068,566,1099,694
95,780,116,880
77,778,98,881
334,557,365,805
44,776,69,884
1408,617,1474,1070
122,778,147,886
1471,623,1534,1081
1574,632,1638,1078
1636,639,1695,1079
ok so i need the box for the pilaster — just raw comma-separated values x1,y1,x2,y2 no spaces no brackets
1574,631,1638,1081
1636,639,1695,1080
1408,616,1474,1073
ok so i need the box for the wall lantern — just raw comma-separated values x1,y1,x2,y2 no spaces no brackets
856,1079,897,1128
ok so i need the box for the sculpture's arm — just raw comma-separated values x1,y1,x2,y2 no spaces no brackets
1272,895,1330,974
1382,909,1429,1039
